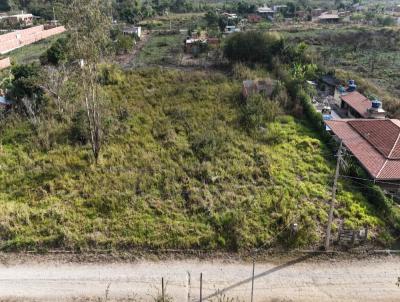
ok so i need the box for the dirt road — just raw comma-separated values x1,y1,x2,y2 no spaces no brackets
0,254,399,301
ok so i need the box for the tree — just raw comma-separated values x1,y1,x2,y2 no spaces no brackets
205,10,219,28
223,31,283,65
8,63,47,123
40,37,68,66
62,0,112,164
0,0,13,11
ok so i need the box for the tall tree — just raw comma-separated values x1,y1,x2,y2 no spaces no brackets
62,0,112,164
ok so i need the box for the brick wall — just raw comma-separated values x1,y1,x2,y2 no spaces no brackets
0,25,66,54
0,57,11,70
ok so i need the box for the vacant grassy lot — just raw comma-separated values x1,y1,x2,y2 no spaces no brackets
0,68,387,251
135,33,184,66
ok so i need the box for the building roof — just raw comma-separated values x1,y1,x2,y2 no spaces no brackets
318,12,339,19
321,75,340,87
326,119,400,180
258,6,274,13
340,91,372,118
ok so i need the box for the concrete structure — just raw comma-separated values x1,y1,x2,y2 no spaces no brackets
242,79,277,99
247,14,262,23
0,13,34,26
0,25,65,54
0,57,11,70
257,6,275,20
123,26,141,38
224,25,240,34
317,12,340,23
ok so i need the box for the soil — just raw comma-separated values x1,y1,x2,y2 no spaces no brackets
0,252,399,301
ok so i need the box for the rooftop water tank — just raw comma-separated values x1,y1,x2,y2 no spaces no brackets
371,99,382,109
347,80,357,92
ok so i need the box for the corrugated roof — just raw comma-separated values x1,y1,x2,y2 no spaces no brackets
340,91,371,118
326,119,400,180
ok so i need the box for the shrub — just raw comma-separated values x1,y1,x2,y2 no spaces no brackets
114,34,134,55
240,94,282,131
40,37,68,66
69,110,89,145
223,31,283,65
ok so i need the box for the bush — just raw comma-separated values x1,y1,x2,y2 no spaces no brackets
223,31,283,65
69,110,89,145
40,37,68,66
240,94,282,131
114,34,134,55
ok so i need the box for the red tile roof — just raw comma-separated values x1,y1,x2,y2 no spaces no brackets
340,91,372,118
326,119,400,180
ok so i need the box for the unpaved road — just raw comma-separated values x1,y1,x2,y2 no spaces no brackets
0,255,399,301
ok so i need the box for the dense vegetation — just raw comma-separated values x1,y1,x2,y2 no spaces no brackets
285,27,400,116
0,2,399,252
0,67,387,251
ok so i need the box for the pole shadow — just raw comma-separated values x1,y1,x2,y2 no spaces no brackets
201,253,318,301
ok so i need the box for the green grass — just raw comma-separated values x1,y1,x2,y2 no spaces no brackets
135,33,184,66
0,67,386,251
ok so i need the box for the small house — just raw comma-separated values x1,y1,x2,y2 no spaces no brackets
248,14,262,23
317,12,340,23
242,79,277,99
123,26,142,38
337,91,386,119
257,6,275,20
184,38,207,54
319,75,340,96
0,13,34,26
326,119,400,196
224,25,240,34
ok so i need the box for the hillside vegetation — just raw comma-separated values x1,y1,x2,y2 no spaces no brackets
286,27,400,116
0,68,385,251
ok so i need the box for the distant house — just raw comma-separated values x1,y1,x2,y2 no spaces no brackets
317,12,340,23
257,6,275,20
247,14,262,23
224,25,240,34
337,91,386,119
311,8,323,17
295,10,306,19
184,37,207,54
206,37,220,47
319,75,340,96
123,26,142,38
242,79,277,99
0,13,34,26
222,12,238,20
273,5,287,13
326,119,400,194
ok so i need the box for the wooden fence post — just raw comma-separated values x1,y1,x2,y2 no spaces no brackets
162,277,165,302
251,259,255,302
200,273,203,302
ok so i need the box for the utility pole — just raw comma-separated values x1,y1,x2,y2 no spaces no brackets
250,259,255,302
200,273,203,302
325,140,343,250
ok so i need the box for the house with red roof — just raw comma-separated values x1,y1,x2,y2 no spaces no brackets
337,91,387,119
326,119,400,194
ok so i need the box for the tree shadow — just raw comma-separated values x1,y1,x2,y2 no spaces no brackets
202,253,318,301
